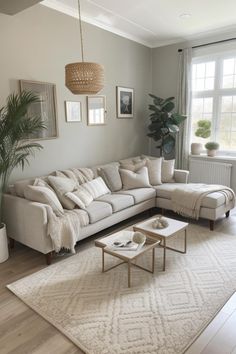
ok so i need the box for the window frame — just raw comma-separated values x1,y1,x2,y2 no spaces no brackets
191,50,236,156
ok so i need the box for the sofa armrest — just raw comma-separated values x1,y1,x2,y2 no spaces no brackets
174,169,189,183
2,194,53,254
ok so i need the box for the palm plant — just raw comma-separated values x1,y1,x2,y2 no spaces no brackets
147,94,187,156
0,91,45,226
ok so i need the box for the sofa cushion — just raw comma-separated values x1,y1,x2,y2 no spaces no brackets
96,193,134,212
14,178,36,197
119,156,142,165
120,167,151,190
118,188,156,204
161,160,175,183
146,158,162,185
85,201,113,224
98,164,122,192
120,159,147,172
155,183,226,208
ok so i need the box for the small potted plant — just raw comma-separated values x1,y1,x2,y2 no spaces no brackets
205,141,219,157
191,120,211,155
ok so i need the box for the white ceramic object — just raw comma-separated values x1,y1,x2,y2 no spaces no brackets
191,143,202,155
0,223,9,263
207,149,217,157
152,215,169,229
132,231,146,244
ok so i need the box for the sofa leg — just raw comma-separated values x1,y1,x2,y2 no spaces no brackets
161,208,165,215
9,238,15,249
45,252,52,265
226,210,230,218
209,220,215,231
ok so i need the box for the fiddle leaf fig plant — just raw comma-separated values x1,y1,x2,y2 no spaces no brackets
147,94,187,155
0,91,45,226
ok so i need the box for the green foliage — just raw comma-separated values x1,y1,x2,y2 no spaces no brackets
147,94,187,155
0,91,45,224
205,141,219,150
195,120,211,139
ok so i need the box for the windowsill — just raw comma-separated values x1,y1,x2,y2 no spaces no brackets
190,154,236,161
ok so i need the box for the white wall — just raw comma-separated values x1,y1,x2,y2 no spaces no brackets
0,4,152,183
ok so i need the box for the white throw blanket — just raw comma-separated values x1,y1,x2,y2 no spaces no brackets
171,184,235,219
45,207,89,253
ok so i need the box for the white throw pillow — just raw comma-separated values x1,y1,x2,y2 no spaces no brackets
66,187,93,209
48,176,77,210
146,158,162,185
119,166,151,190
120,159,147,172
161,159,175,183
24,185,64,216
82,177,110,199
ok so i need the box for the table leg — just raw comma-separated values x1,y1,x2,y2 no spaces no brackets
128,261,131,288
163,238,166,271
102,248,105,272
184,229,187,253
152,247,155,273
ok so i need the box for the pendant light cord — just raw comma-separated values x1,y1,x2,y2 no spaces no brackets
78,0,84,62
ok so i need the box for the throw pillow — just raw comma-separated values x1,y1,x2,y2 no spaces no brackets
48,176,77,209
146,158,162,185
55,170,78,183
161,159,175,183
24,185,64,216
82,177,111,199
120,159,147,172
34,177,55,192
66,187,93,209
119,166,151,190
98,164,122,192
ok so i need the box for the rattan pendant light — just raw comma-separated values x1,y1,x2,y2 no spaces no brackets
65,0,104,95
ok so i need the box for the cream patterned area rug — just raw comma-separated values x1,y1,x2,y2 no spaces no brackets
7,223,236,354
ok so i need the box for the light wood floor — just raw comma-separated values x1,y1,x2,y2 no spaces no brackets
0,208,236,354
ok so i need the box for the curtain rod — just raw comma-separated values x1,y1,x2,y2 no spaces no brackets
178,37,236,52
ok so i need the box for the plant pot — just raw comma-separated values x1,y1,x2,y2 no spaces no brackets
207,149,217,157
191,143,202,155
0,223,9,263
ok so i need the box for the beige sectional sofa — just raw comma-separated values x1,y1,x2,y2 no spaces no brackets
3,156,234,264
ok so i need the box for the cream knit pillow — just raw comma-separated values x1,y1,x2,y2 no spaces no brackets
146,158,162,185
119,166,151,190
24,185,64,216
82,177,110,199
66,187,93,209
161,159,175,183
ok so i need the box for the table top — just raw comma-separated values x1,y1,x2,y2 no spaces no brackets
95,230,159,260
133,216,188,238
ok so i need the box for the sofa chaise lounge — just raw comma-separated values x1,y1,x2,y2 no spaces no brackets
3,156,234,264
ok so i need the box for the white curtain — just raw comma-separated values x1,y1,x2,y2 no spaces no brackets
176,48,192,170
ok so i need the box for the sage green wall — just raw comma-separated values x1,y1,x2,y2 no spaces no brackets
0,4,151,182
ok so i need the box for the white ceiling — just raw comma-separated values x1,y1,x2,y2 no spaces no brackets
42,0,236,48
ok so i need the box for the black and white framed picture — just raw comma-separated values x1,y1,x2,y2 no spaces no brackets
65,101,82,123
116,86,134,118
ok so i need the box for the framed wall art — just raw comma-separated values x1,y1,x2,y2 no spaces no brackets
87,95,106,126
116,86,134,118
65,101,82,122
20,80,58,140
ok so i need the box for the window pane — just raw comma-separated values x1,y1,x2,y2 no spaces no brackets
192,61,215,92
223,58,234,75
222,96,233,112
191,97,213,144
222,75,234,88
222,58,236,88
218,95,236,150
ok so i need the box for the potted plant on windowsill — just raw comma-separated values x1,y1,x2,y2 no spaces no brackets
0,91,45,263
191,119,211,155
205,141,219,157
147,94,187,156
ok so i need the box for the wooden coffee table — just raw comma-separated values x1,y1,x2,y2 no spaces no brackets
133,216,188,271
95,230,160,287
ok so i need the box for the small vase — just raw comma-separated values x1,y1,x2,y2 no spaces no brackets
191,143,202,155
0,223,9,263
207,149,217,157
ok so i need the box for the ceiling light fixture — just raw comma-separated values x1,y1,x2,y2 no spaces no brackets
179,13,192,19
65,0,104,95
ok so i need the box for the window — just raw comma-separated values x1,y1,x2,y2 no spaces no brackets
191,52,236,154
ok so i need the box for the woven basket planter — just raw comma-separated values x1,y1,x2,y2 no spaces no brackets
65,62,104,94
